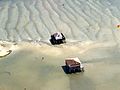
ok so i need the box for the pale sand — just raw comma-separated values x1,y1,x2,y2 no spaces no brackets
0,41,18,57
0,0,120,44
0,42,120,90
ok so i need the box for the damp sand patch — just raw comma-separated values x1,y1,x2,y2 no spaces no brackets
0,42,119,90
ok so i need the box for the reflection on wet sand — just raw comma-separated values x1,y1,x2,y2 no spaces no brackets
69,73,95,90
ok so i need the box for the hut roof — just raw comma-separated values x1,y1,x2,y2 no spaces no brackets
53,32,62,40
65,57,81,63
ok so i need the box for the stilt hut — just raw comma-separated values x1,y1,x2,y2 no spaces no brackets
50,32,66,45
65,57,84,73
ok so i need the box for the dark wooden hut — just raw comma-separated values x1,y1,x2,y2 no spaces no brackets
50,32,66,45
65,57,84,73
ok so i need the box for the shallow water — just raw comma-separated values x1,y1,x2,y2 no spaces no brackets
0,44,120,90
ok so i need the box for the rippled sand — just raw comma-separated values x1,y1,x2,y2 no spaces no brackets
0,0,120,43
0,42,120,90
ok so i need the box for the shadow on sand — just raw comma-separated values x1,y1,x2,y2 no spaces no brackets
61,65,69,74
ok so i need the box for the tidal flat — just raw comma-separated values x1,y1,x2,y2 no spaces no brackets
0,43,120,90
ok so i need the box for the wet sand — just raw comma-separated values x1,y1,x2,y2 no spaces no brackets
0,42,120,90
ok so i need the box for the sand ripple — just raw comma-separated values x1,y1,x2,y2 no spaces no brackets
0,0,120,43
